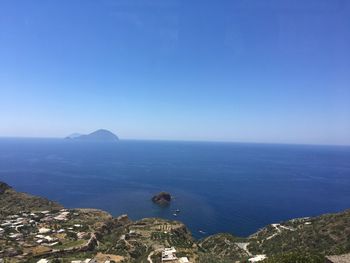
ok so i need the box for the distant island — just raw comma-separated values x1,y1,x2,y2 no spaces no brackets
65,129,119,142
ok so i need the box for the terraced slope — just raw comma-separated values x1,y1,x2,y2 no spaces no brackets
248,210,350,256
199,233,250,262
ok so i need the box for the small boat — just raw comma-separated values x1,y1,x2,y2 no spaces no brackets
175,209,181,213
199,230,206,234
173,213,178,217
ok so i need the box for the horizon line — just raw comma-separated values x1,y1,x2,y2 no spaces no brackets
0,135,349,147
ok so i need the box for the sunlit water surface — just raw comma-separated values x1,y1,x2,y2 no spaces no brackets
1,138,350,238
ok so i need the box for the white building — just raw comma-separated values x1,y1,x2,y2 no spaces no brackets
39,227,51,234
179,257,190,263
54,211,70,221
40,211,50,214
9,233,22,239
248,254,267,262
162,247,177,262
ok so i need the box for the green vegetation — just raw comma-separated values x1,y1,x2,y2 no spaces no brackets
0,182,62,217
249,210,350,256
53,239,85,250
199,233,249,261
197,254,236,263
261,252,325,263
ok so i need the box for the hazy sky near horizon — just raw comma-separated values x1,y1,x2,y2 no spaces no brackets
1,0,350,145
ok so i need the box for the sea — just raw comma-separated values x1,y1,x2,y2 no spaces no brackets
0,138,350,238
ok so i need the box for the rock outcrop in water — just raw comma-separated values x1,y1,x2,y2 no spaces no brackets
152,191,172,206
65,129,119,142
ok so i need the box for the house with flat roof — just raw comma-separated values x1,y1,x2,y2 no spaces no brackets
248,254,267,262
162,247,178,262
179,257,190,263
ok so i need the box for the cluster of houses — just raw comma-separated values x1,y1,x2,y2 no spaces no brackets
3,210,195,263
1,209,71,232
161,247,190,263
159,246,266,263
1,212,37,238
35,227,60,247
0,209,75,242
0,209,90,259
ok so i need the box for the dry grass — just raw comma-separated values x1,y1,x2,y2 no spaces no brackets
94,252,125,262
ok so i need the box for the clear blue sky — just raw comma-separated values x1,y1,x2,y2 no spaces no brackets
0,0,349,145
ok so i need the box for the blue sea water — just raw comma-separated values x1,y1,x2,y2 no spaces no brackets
0,138,350,238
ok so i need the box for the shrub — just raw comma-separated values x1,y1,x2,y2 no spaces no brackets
262,252,325,263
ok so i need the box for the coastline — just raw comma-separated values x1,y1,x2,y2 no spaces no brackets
1,181,350,262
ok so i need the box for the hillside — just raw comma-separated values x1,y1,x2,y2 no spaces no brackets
1,181,350,262
248,210,350,256
198,233,250,262
0,182,62,218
